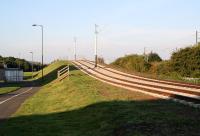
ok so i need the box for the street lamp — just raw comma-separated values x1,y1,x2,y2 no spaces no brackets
32,24,44,81
29,52,33,79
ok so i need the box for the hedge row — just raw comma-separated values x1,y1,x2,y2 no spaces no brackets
111,44,200,78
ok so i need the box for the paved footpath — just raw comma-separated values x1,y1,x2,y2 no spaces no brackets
0,87,40,124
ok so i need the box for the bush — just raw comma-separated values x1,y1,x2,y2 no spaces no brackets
156,61,173,75
111,45,200,79
111,54,151,72
148,52,162,62
171,44,200,77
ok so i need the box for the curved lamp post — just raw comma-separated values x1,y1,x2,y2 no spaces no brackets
32,24,44,81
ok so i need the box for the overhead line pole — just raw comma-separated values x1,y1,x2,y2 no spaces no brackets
196,30,198,45
74,37,77,61
144,47,148,62
41,25,44,81
94,24,98,67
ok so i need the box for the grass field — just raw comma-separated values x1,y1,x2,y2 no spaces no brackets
0,62,200,136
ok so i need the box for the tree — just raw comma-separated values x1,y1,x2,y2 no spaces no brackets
4,57,18,68
0,55,42,72
0,55,3,68
111,54,151,72
148,52,162,62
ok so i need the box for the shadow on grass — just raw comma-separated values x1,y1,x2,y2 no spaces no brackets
0,100,200,136
23,73,39,80
0,65,79,91
36,65,79,86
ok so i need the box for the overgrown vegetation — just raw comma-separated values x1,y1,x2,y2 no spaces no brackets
111,54,151,72
171,44,200,77
111,44,200,81
0,63,200,136
148,52,162,62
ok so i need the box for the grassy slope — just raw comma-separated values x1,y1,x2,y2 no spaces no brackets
0,63,200,136
23,72,36,81
27,60,68,80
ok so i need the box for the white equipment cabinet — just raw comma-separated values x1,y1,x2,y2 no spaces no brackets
4,68,23,82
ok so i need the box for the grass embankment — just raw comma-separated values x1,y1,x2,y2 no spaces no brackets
0,62,200,136
24,60,68,81
0,60,68,95
23,72,36,81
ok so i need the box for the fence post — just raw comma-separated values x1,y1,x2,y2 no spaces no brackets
57,65,70,81
57,71,60,78
68,64,69,80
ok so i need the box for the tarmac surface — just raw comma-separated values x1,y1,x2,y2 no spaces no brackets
0,86,40,124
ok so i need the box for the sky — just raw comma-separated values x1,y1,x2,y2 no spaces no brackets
0,0,200,63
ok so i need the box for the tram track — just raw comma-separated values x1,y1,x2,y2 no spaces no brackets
72,60,200,108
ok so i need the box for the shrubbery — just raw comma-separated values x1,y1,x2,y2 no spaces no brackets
171,44,200,77
148,52,162,62
111,54,151,72
111,44,200,78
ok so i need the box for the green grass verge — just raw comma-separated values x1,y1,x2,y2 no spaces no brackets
0,63,200,136
0,86,20,95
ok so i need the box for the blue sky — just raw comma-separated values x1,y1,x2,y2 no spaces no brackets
0,0,200,63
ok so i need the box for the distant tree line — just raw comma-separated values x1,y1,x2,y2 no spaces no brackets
111,44,200,78
0,55,44,72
